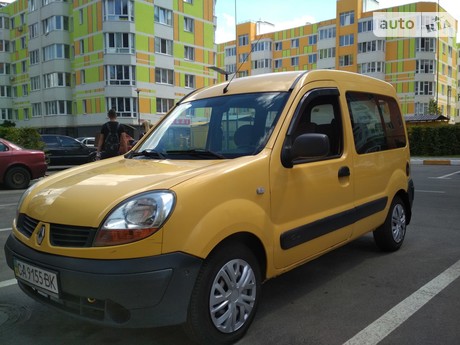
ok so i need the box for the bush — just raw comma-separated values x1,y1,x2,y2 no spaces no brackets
0,126,45,150
408,124,460,156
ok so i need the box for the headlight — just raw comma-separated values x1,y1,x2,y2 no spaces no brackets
93,191,175,246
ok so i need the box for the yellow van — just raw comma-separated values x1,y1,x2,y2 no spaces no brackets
5,70,414,345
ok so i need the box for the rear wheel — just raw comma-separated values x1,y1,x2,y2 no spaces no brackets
373,196,407,251
184,242,261,345
4,167,30,189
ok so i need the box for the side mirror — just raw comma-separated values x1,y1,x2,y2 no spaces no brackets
282,133,330,168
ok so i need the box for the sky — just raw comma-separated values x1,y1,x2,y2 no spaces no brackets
215,0,460,43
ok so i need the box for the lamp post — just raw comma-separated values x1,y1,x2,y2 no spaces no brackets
208,66,230,81
135,88,141,137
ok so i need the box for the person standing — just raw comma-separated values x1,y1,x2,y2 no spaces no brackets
96,109,128,160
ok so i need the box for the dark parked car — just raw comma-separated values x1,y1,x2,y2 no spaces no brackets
41,134,97,166
0,138,47,189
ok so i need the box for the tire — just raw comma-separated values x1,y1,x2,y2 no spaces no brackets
184,242,261,345
4,166,31,189
373,196,407,252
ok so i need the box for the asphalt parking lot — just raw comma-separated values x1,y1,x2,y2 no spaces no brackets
1,163,459,345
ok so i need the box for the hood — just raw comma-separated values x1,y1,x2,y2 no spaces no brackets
23,157,222,227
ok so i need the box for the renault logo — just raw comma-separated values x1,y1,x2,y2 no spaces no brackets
36,225,46,245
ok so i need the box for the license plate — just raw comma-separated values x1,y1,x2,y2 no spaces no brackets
14,259,59,295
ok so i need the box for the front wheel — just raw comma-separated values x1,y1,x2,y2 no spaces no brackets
373,196,407,252
184,242,261,345
4,166,31,189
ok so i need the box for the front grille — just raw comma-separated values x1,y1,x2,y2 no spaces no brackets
50,224,97,247
16,213,97,247
17,214,39,238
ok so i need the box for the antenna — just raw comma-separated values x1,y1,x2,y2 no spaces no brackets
223,21,274,94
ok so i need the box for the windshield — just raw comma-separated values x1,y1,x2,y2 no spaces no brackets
134,92,289,159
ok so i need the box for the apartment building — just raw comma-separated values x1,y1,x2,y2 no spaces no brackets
0,0,217,137
216,0,459,123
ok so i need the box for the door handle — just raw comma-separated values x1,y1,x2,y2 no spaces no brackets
338,166,350,178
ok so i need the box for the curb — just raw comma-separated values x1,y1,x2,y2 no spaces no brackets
411,159,460,166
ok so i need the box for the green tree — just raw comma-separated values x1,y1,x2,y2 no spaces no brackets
428,99,442,115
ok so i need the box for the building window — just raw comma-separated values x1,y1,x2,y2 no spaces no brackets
415,81,434,95
156,98,174,114
103,0,134,21
28,0,38,12
0,109,13,121
24,108,29,120
0,63,10,75
154,6,173,26
29,23,39,39
80,70,86,84
43,44,70,61
339,54,353,67
106,65,135,85
225,64,236,73
79,40,85,54
185,74,195,88
184,0,193,3
274,59,282,69
184,17,194,32
318,27,336,40
291,38,299,48
79,9,84,24
0,86,11,97
43,72,71,88
308,54,317,64
42,15,69,34
252,41,272,52
44,100,72,115
319,47,336,59
30,49,40,65
339,34,354,47
416,60,434,74
275,42,282,51
32,103,42,117
358,40,385,53
21,61,27,73
239,53,249,63
340,11,354,26
0,40,10,52
358,61,385,74
20,37,26,49
252,59,271,69
155,37,173,55
155,67,174,85
291,56,299,66
22,84,28,96
225,46,236,57
105,33,135,54
414,102,429,115
308,35,317,45
237,70,248,78
416,38,435,52
107,97,137,117
184,46,195,61
0,16,9,29
238,34,248,46
358,19,373,33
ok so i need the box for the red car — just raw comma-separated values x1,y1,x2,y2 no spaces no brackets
0,138,47,189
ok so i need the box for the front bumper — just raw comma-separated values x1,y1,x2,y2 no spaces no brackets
4,234,202,328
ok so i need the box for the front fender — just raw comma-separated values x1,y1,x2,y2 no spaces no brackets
162,198,273,262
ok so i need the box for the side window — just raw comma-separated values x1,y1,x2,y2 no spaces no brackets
346,92,406,154
290,90,343,160
0,142,7,151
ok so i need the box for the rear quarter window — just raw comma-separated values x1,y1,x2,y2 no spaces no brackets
346,92,406,154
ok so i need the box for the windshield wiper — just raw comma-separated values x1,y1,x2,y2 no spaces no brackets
167,149,226,159
131,149,167,159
